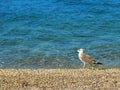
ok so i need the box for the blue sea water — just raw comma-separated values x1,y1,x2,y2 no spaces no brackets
0,0,120,68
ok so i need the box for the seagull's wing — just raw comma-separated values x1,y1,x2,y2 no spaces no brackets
82,53,97,64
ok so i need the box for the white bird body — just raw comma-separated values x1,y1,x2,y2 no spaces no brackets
78,49,84,63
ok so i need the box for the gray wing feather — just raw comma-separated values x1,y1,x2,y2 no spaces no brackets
82,53,97,64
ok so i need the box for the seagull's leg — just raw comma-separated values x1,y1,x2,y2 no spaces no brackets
90,64,94,70
83,62,85,69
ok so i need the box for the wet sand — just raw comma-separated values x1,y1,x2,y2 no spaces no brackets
0,68,120,90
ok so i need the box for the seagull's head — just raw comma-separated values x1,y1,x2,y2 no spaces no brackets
77,48,84,53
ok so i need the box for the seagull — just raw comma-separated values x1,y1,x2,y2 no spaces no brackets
77,48,102,69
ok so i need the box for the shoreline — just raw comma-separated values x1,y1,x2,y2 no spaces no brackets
0,68,120,90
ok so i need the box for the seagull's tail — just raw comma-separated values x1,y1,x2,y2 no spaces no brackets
94,62,103,65
96,62,103,65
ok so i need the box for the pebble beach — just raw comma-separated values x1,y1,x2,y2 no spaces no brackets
0,68,120,90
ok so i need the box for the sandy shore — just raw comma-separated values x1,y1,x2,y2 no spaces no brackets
0,68,120,90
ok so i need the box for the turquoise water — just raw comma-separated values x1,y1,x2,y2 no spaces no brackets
0,0,120,68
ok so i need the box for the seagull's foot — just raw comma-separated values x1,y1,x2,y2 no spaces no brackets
82,66,85,69
91,66,95,70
